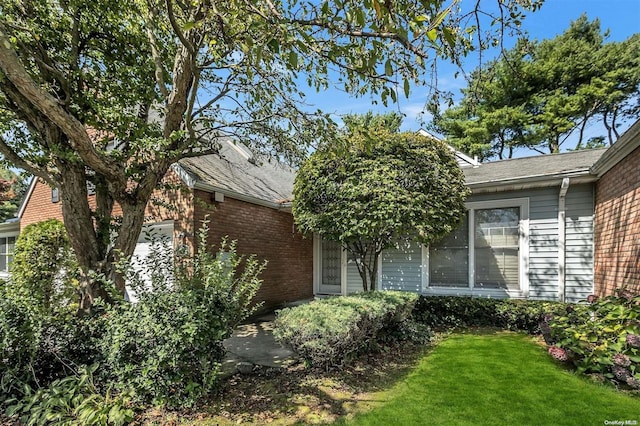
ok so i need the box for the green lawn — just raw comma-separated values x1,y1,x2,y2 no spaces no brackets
342,331,639,425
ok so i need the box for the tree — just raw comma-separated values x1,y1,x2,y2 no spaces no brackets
293,115,469,291
0,0,540,310
0,166,28,222
430,15,640,160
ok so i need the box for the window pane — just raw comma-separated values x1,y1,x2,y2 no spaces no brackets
6,255,12,271
0,238,6,255
0,256,6,272
7,237,15,254
321,239,342,291
474,207,520,290
429,213,469,287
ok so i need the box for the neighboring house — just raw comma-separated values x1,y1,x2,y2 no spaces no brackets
18,139,313,309
7,122,640,305
315,131,606,303
591,120,640,296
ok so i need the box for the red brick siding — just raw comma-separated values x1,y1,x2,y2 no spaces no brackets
194,191,313,308
594,145,640,296
20,170,195,250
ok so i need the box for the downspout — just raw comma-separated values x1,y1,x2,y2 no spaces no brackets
558,178,570,302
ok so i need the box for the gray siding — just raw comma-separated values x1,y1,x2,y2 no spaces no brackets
346,258,361,294
470,188,560,300
565,184,594,303
381,239,423,292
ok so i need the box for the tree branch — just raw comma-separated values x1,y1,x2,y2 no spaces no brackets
0,28,124,186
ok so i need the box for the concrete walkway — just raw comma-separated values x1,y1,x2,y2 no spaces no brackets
222,313,297,375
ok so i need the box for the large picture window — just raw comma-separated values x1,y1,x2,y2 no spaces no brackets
428,198,528,295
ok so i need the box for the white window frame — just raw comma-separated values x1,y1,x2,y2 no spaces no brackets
0,232,18,277
423,197,530,299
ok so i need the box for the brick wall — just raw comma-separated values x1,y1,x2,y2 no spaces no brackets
194,191,314,309
594,145,640,296
20,170,195,248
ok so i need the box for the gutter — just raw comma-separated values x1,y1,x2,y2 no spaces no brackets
467,169,596,193
558,178,570,302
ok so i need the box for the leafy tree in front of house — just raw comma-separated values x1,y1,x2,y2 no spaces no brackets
0,0,542,311
429,15,640,160
293,114,469,291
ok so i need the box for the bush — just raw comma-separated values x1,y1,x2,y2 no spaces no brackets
413,295,563,333
5,364,134,426
11,219,77,313
545,289,640,390
102,231,264,407
273,291,420,368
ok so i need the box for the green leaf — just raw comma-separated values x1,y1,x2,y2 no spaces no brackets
384,60,393,76
427,29,437,42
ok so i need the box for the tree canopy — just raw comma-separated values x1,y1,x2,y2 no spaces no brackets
0,0,541,309
429,15,640,160
293,114,469,291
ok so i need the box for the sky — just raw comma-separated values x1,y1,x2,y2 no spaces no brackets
301,0,640,153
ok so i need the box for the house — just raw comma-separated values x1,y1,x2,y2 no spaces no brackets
591,120,640,296
17,139,314,309
8,121,640,305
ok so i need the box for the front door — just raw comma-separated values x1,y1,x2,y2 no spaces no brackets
319,239,342,294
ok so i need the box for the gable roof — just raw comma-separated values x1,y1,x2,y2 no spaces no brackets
464,148,606,193
591,119,640,177
174,139,295,208
418,129,480,168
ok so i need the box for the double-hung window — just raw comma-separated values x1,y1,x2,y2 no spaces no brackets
428,198,529,295
0,235,16,273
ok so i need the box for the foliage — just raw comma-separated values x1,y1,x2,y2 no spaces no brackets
293,120,469,290
0,167,28,222
11,219,77,313
0,282,42,400
102,227,265,407
5,364,134,426
274,291,421,368
413,295,564,333
544,289,640,390
0,0,541,309
430,15,640,160
345,333,640,425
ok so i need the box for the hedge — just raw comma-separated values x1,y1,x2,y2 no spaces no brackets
274,291,419,368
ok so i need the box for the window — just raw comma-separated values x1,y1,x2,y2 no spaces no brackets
474,207,520,290
428,198,528,294
429,212,469,287
0,235,16,272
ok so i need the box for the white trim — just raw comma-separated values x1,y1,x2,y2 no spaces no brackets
418,129,480,167
17,177,38,219
421,244,429,293
313,234,320,295
340,247,348,296
591,119,640,177
426,197,530,298
558,178,570,302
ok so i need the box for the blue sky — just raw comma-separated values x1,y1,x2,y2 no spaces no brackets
301,0,640,151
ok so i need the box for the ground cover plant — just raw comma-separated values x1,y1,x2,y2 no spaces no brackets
543,289,640,390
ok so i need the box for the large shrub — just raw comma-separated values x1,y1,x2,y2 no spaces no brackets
413,295,564,333
102,232,264,407
11,219,77,313
545,289,640,390
274,291,421,368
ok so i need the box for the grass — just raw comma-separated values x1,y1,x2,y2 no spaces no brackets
341,331,639,426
